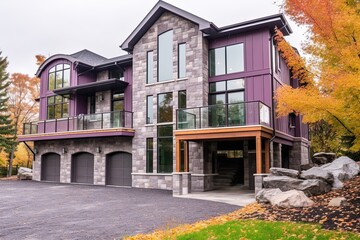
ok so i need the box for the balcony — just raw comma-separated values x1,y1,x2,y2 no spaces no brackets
176,101,271,130
19,111,134,141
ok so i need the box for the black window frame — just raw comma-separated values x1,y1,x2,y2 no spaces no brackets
146,138,153,173
209,43,244,77
48,63,71,91
47,95,69,120
157,125,173,173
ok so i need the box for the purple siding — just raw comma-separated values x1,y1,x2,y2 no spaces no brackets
78,72,96,85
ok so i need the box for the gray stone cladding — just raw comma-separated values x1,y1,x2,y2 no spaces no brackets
33,137,132,184
131,12,209,189
290,138,310,170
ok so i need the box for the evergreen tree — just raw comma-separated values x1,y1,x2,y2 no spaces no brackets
0,51,16,176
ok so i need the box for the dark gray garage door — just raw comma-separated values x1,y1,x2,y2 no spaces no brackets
106,152,132,186
41,153,60,182
71,152,94,184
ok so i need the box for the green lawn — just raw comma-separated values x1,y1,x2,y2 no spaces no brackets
176,220,360,240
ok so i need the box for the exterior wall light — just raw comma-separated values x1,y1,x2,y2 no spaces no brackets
96,147,101,153
62,148,67,154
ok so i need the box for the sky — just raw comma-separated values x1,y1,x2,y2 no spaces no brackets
0,0,307,76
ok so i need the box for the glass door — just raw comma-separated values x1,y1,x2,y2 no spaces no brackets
112,92,124,128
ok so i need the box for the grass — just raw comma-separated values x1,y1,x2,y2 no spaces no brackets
176,220,360,240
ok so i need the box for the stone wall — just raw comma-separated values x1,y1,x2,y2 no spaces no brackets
33,137,132,184
290,138,310,169
131,12,208,189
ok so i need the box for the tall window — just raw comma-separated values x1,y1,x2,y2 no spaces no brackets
178,43,186,78
146,138,153,173
157,125,173,173
209,43,244,77
178,90,186,109
146,95,153,124
47,95,69,119
158,30,173,82
157,92,173,123
88,94,96,114
209,79,245,126
48,64,70,90
147,51,154,84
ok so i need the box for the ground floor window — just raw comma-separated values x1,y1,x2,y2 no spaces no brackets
157,125,173,173
146,138,153,173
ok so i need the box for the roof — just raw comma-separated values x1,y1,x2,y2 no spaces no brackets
121,0,292,52
36,49,132,77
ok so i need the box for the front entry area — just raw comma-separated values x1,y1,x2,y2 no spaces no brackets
106,152,132,187
71,152,94,184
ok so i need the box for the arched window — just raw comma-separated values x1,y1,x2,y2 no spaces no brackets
48,64,70,90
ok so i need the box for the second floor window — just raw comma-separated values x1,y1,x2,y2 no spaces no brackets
209,43,244,77
146,95,153,124
47,95,69,119
158,30,173,82
158,92,173,123
48,64,70,90
178,43,186,78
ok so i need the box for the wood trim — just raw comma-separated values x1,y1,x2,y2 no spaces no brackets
256,136,262,174
184,141,189,172
176,139,181,172
265,138,270,173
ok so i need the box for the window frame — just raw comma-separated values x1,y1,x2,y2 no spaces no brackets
157,29,174,82
178,43,186,79
46,95,69,120
48,63,71,91
157,92,173,123
146,138,154,173
146,95,153,124
157,125,173,173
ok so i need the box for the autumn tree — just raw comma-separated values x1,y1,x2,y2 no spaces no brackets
275,0,360,154
0,52,16,173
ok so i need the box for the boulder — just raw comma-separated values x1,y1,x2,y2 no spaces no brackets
321,156,359,181
263,175,331,196
300,167,334,184
328,197,349,207
312,152,336,165
270,190,314,208
18,167,32,174
17,172,32,180
270,167,300,178
300,164,315,171
332,176,344,189
255,188,282,203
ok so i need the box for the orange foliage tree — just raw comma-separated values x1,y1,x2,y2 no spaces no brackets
275,0,360,153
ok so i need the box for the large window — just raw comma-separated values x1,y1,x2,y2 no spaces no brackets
178,43,186,78
48,64,70,90
157,92,173,123
157,125,173,173
209,43,244,77
209,79,245,126
146,95,153,124
158,30,173,82
147,51,154,84
146,138,153,173
47,95,69,119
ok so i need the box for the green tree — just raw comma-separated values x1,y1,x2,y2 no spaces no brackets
0,51,15,175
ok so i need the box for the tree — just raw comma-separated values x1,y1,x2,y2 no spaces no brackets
0,52,16,174
275,0,360,153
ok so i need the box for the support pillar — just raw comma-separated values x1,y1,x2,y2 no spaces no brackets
265,138,270,173
256,135,262,174
175,139,181,172
184,141,189,172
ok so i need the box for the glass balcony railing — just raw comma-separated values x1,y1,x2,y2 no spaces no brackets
176,101,271,130
22,110,133,135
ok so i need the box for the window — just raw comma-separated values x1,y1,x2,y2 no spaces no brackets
209,43,244,77
157,125,173,173
146,95,153,124
146,138,153,173
109,69,124,80
289,113,296,128
274,46,281,72
88,94,96,114
209,79,245,126
147,51,154,84
158,30,173,81
47,95,69,119
178,90,186,109
48,64,70,90
157,92,173,123
178,43,186,78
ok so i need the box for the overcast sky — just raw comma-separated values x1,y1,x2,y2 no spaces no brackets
0,0,306,76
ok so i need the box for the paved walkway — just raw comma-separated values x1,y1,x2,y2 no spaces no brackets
175,186,256,206
0,180,239,240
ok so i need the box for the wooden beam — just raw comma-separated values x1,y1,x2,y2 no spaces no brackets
184,141,189,172
265,138,270,173
256,136,262,174
176,139,181,172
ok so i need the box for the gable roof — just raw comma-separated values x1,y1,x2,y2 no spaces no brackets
70,49,108,66
121,1,292,52
120,0,216,52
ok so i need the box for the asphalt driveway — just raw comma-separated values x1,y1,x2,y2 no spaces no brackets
0,180,239,240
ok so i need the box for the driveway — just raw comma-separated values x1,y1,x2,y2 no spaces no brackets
0,180,239,240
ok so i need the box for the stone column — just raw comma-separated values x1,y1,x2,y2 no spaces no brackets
253,173,269,195
172,172,182,196
182,172,191,194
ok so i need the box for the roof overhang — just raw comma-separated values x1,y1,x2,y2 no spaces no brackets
53,78,128,95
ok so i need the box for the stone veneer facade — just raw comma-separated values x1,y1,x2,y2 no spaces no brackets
131,12,209,190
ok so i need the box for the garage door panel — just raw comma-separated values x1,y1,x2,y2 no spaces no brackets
41,153,60,182
106,152,132,186
72,153,94,184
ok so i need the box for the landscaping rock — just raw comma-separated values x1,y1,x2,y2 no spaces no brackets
332,176,344,189
270,167,300,178
328,197,349,207
263,175,331,196
300,164,314,171
255,188,282,203
312,152,336,165
270,190,314,208
300,167,334,184
321,156,359,181
18,167,32,174
17,172,32,180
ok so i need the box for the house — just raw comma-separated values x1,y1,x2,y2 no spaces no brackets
18,1,310,195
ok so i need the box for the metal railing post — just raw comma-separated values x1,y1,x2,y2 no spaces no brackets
55,118,58,132
67,117,70,131
101,113,103,129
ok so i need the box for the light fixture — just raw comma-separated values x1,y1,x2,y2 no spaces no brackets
62,148,67,154
34,148,38,155
96,147,101,153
